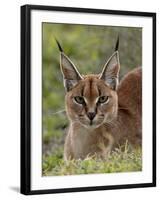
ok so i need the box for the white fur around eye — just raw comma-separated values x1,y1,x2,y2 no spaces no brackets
73,97,85,105
73,98,81,105
95,97,99,104
96,96,109,105
103,97,109,104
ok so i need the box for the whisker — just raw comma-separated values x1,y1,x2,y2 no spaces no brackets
104,118,117,128
46,109,66,116
71,120,79,126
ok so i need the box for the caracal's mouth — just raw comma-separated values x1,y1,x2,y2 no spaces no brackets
79,118,105,129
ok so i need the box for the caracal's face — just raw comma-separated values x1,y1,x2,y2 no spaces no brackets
65,75,118,129
59,49,120,129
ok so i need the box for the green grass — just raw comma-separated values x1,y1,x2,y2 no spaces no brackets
42,144,142,176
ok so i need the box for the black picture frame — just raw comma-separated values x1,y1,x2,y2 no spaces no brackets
20,4,156,195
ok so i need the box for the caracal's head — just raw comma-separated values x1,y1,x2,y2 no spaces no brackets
57,40,120,129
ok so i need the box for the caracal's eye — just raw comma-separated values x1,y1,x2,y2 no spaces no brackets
74,96,85,104
98,96,109,104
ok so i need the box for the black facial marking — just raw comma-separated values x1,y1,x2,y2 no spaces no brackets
81,85,84,97
98,87,101,96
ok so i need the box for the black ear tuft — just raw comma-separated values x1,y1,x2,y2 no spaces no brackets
55,38,63,52
114,35,119,51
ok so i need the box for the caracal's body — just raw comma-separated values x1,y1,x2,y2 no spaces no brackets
57,40,141,160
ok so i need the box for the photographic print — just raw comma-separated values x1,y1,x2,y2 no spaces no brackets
42,23,142,176
21,5,156,195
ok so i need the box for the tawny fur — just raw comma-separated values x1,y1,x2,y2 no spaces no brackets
64,68,141,160
59,51,141,160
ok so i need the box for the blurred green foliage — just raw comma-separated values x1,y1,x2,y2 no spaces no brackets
42,23,142,174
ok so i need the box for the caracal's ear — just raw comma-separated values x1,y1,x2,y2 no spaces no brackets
99,51,120,90
55,39,83,91
60,52,83,91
